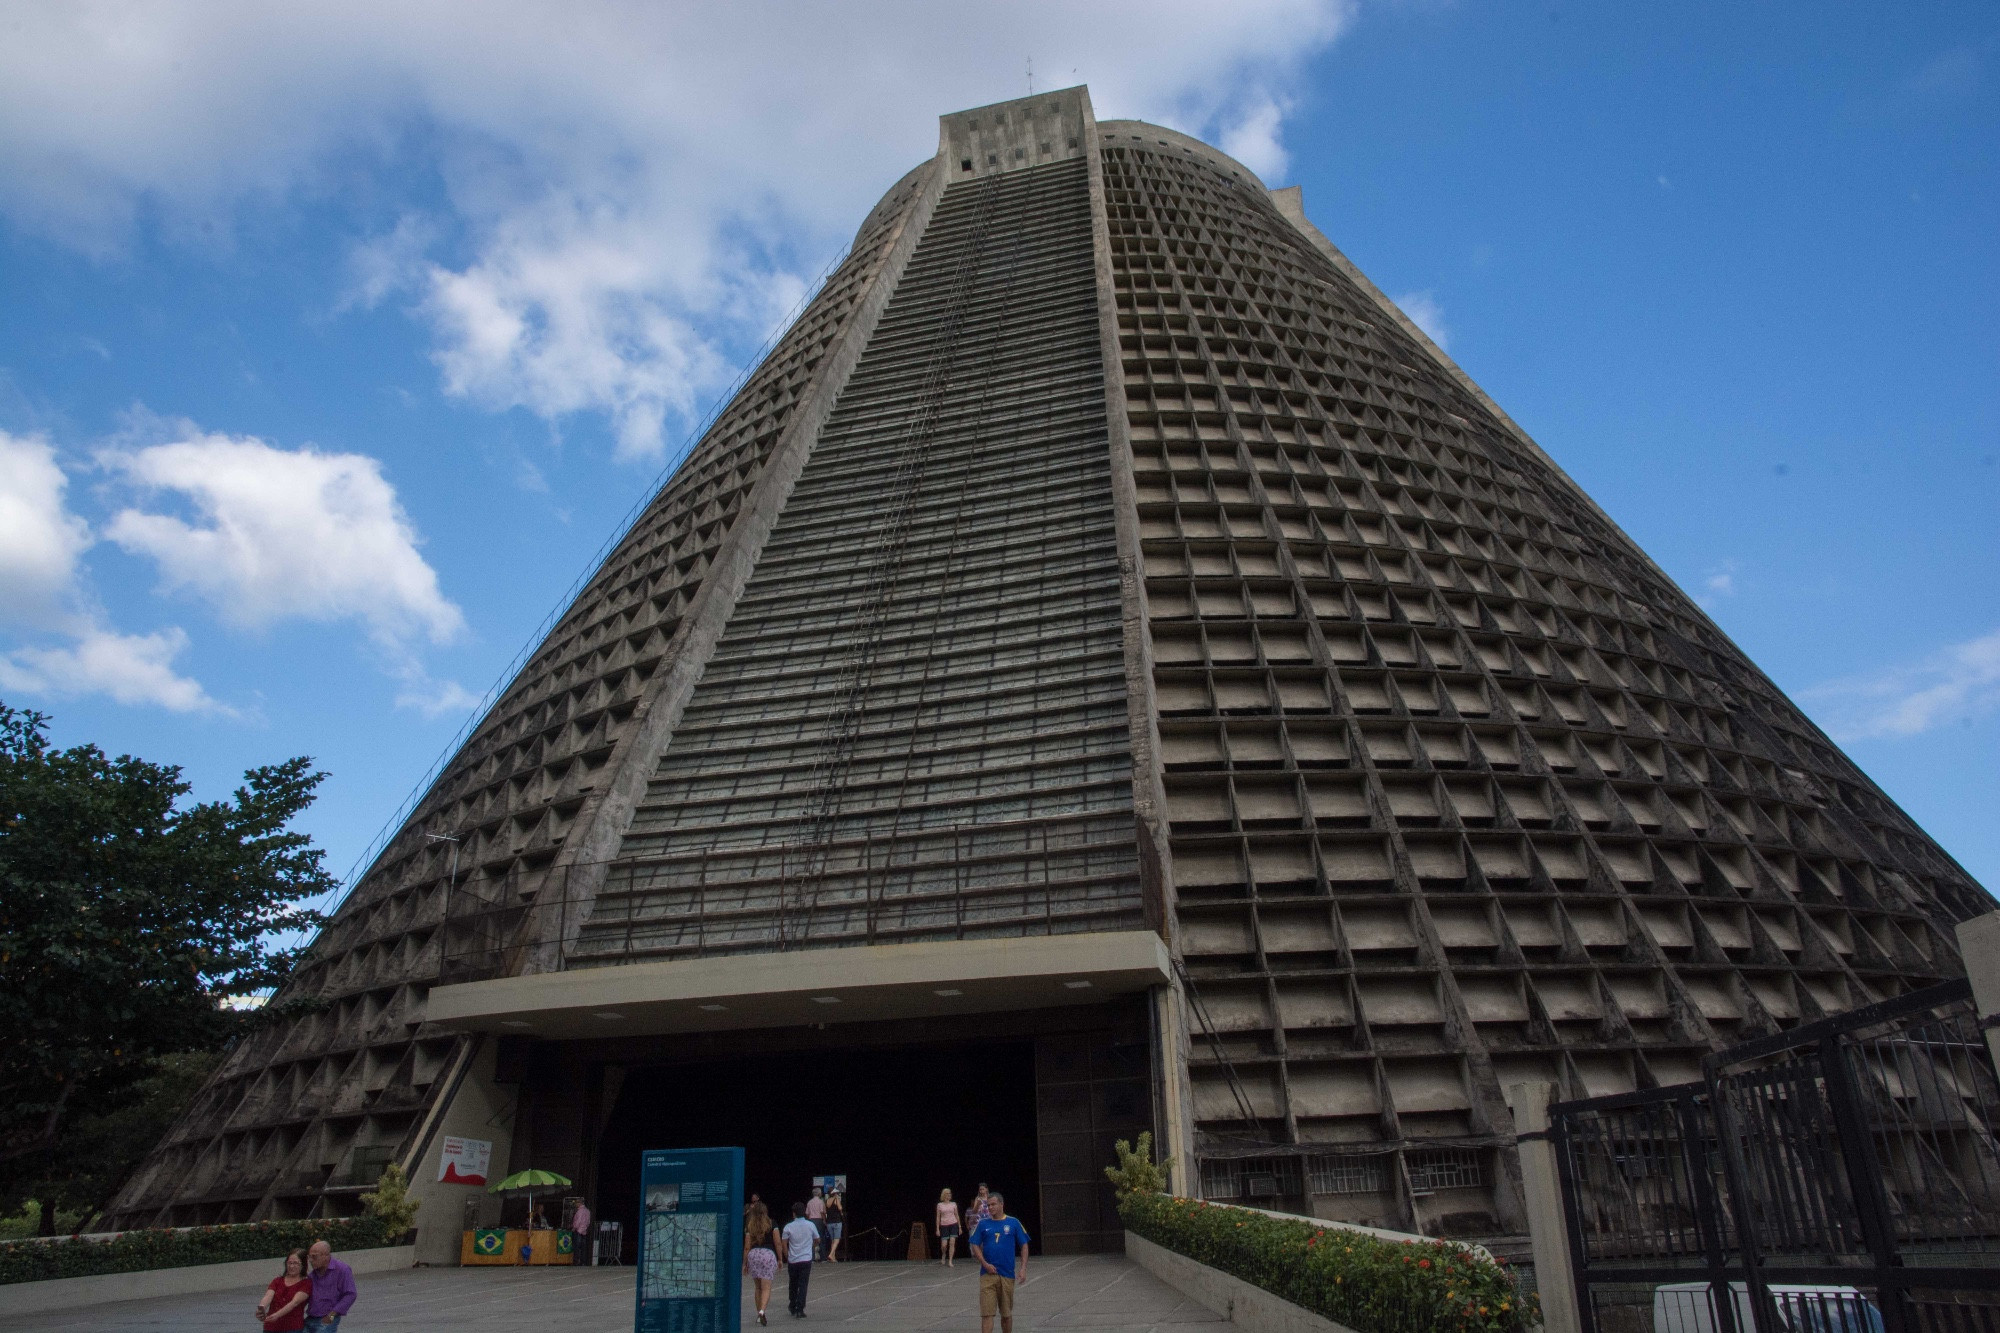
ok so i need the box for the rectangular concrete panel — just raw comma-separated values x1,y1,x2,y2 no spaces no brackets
426,929,1170,1038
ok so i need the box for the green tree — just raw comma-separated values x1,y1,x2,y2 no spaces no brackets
0,701,335,1219
0,1051,221,1235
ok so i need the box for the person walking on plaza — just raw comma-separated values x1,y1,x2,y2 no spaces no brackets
965,1182,993,1229
935,1188,961,1267
303,1240,357,1333
780,1202,819,1319
255,1249,311,1332
570,1197,592,1261
968,1192,1030,1333
824,1192,845,1263
744,1201,779,1326
805,1185,827,1259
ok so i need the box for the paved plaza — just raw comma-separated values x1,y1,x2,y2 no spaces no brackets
0,1254,1226,1331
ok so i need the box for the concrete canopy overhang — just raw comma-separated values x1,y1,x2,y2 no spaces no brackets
424,929,1171,1040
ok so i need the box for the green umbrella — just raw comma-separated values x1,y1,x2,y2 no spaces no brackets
488,1169,572,1192
488,1169,574,1238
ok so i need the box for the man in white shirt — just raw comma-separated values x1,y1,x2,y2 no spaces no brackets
778,1203,820,1318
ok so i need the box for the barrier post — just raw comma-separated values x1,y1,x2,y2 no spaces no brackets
1511,1081,1582,1333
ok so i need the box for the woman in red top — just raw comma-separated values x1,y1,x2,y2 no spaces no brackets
255,1249,311,1332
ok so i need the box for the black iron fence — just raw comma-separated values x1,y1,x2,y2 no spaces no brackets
1550,977,2000,1333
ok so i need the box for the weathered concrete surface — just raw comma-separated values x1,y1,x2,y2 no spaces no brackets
0,1253,1222,1331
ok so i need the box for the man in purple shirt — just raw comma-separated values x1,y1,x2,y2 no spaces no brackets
304,1240,358,1331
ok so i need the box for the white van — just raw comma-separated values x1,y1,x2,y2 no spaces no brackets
1651,1282,1883,1333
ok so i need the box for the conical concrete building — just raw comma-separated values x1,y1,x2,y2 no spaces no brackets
106,88,1990,1258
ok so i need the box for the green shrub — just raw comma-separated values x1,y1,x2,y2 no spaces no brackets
359,1163,421,1239
0,1215,390,1286
1119,1192,1535,1333
1103,1131,1166,1199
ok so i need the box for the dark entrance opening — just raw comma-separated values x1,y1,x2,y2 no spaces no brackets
595,1040,1038,1258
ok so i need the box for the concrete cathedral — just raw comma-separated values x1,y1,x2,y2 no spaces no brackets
105,88,1990,1261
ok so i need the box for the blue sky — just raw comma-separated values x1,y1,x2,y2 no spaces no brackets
1,2,1994,900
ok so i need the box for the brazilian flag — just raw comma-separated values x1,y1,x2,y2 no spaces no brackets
473,1228,506,1256
556,1230,575,1255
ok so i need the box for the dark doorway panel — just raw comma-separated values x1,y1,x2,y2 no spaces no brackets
595,1040,1039,1259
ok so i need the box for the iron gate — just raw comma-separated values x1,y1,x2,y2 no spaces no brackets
1550,978,2000,1333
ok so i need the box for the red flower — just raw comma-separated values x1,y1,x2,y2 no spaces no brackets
1419,1258,1432,1269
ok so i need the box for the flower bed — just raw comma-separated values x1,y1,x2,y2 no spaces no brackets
1119,1193,1535,1333
0,1216,390,1286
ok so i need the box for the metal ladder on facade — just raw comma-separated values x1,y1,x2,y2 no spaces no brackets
772,168,1037,949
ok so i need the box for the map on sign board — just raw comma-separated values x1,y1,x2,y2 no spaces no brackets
641,1212,722,1302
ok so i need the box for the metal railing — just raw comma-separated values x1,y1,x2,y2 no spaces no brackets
432,839,1145,985
1551,978,2000,1333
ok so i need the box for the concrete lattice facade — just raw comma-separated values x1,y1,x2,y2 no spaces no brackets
108,88,1989,1248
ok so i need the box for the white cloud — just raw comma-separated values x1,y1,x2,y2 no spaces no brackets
0,431,92,628
103,430,465,648
1695,560,1737,608
0,2,1356,457
1804,628,2000,740
342,213,436,313
1219,96,1292,181
0,420,470,716
393,668,483,720
1901,47,1981,104
0,626,216,714
1392,290,1450,351
0,431,219,712
419,207,738,460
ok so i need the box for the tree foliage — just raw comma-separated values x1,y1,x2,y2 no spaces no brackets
0,701,335,1200
1,1052,221,1235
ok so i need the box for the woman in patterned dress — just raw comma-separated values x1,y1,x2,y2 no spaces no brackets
744,1201,779,1325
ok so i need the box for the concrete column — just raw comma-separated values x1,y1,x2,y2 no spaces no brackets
1153,985,1195,1195
1956,911,2000,1074
1509,1082,1581,1333
403,1037,516,1266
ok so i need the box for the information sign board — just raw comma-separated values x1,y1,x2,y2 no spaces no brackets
438,1135,491,1185
634,1146,743,1333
